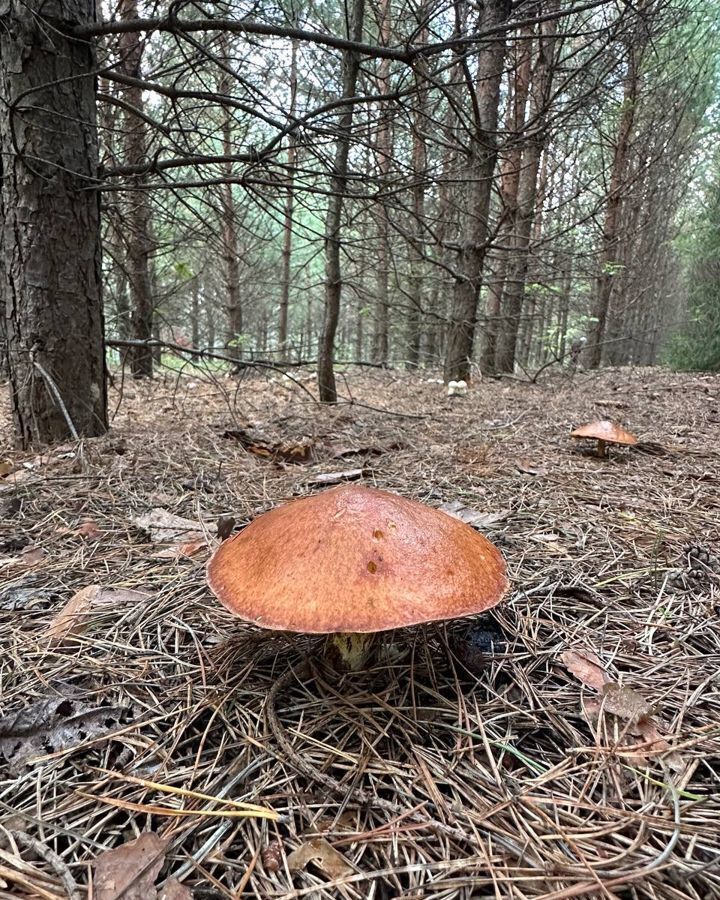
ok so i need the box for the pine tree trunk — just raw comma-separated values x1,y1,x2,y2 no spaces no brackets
443,0,511,383
586,36,643,368
0,314,7,377
317,0,365,402
1,0,107,447
406,14,429,369
372,0,392,366
205,300,216,352
495,3,558,372
218,36,242,360
279,37,299,360
479,25,533,375
190,276,200,348
119,0,153,378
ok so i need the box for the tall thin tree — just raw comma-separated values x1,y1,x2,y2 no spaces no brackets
119,0,154,378
443,0,512,383
318,0,366,402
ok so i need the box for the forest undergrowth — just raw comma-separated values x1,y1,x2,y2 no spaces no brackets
0,365,718,899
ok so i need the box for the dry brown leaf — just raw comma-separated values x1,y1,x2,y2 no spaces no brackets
307,468,365,486
216,516,236,541
287,838,353,880
275,441,313,463
634,717,672,753
0,467,42,492
0,459,13,477
601,683,653,721
135,508,204,544
158,879,193,900
223,428,314,464
0,689,133,775
0,545,47,571
516,457,548,476
561,649,611,692
329,442,401,459
46,585,150,642
23,545,47,566
75,520,104,540
93,832,168,900
153,539,207,559
181,539,208,557
439,500,510,531
633,719,685,772
583,687,685,773
46,585,101,642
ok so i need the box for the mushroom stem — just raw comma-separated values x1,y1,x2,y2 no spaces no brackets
328,632,377,671
596,439,608,458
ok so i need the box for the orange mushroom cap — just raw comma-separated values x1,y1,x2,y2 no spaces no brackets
207,484,508,634
570,420,637,445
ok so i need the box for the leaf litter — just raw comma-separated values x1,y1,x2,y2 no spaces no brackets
134,509,205,544
287,838,354,880
0,366,718,899
561,648,611,692
45,584,151,642
562,649,684,772
0,687,134,775
438,499,511,530
92,832,172,900
134,508,207,558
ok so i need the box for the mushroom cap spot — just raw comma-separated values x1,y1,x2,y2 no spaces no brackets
570,420,638,445
207,484,508,634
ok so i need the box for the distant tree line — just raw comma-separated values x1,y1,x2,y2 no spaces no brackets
1,0,718,446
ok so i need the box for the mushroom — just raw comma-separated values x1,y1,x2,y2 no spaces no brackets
207,484,508,670
570,420,638,458
447,379,468,397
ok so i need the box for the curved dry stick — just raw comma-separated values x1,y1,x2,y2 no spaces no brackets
0,828,81,900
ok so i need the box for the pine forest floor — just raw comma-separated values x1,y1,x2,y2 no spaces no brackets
0,363,719,900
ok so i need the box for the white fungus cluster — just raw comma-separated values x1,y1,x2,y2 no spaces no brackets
447,380,468,397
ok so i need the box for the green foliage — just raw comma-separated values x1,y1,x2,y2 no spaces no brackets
602,261,626,277
665,177,720,371
174,261,194,280
228,333,252,349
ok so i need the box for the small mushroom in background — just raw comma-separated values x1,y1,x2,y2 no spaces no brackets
447,379,468,397
570,420,638,458
207,484,508,671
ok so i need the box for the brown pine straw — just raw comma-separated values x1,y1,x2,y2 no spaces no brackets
1,364,719,898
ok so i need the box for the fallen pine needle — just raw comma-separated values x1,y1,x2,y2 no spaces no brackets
75,792,282,821
92,768,275,815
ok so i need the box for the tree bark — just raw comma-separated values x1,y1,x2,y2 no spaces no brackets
205,294,216,352
0,0,107,447
495,2,559,373
479,24,533,375
190,275,200,348
586,33,644,368
443,0,511,383
279,36,299,360
0,308,8,377
218,35,243,359
119,0,154,378
406,11,429,369
317,0,365,402
372,0,392,366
